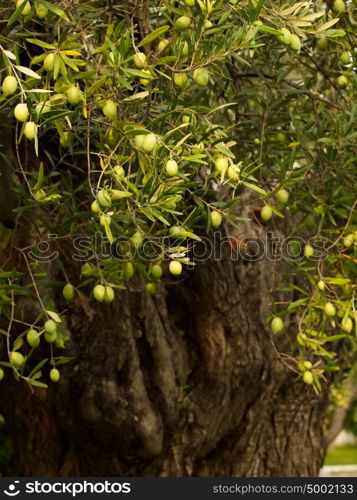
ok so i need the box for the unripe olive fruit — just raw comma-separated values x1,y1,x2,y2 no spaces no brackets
43,53,55,72
337,75,348,87
169,261,182,275
10,351,25,368
23,121,37,140
215,157,228,173
26,329,40,348
303,361,313,370
146,282,157,295
0,368,4,381
50,368,60,383
134,134,145,149
165,159,179,176
340,51,351,65
261,205,273,222
104,285,115,303
304,245,314,258
151,264,163,279
97,189,111,207
184,0,195,5
333,0,345,13
305,215,315,229
2,76,17,95
173,73,188,87
317,280,325,291
114,165,125,179
139,69,151,86
44,330,57,343
193,68,209,87
343,233,354,247
91,200,100,213
342,317,353,333
35,3,48,17
66,86,82,105
271,317,284,334
102,99,117,119
211,211,222,228
131,231,143,249
289,34,301,51
175,16,191,31
60,131,69,148
303,371,313,385
124,261,135,280
133,52,147,69
45,319,57,335
93,284,106,302
279,28,291,45
324,302,336,317
227,165,239,180
63,283,75,300
158,39,169,52
16,0,31,15
14,103,29,122
276,189,289,204
182,115,190,124
100,214,111,228
142,133,157,153
316,37,328,50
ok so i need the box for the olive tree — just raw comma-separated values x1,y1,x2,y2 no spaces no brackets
0,0,356,477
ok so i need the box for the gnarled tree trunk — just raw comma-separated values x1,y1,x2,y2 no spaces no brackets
0,205,329,477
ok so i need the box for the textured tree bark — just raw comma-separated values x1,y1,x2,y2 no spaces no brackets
0,203,330,477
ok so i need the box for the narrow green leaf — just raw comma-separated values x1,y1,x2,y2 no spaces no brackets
138,26,170,47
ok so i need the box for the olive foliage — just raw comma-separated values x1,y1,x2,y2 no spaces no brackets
0,0,356,392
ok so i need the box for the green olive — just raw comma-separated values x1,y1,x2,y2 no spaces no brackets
63,283,75,300
26,329,40,348
324,302,336,317
93,284,106,302
276,189,289,204
173,73,188,87
97,189,112,207
165,159,179,176
169,261,182,275
261,205,273,222
2,76,17,95
211,211,222,228
45,319,57,335
104,285,115,303
303,371,313,385
43,53,55,72
23,121,37,140
133,52,147,69
175,16,191,31
151,264,163,279
10,351,25,368
271,317,284,334
50,368,60,383
193,68,209,87
14,103,29,122
102,99,117,119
